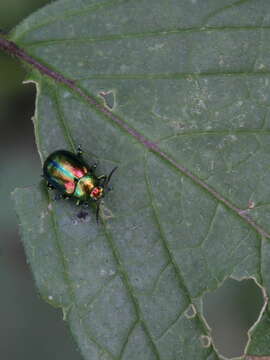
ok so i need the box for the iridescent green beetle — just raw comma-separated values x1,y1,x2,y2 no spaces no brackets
43,148,117,222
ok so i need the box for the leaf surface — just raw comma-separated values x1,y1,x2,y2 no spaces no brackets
11,0,270,358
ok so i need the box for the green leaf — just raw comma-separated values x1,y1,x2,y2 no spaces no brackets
10,0,270,358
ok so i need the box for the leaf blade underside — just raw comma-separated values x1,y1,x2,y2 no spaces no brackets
11,0,270,358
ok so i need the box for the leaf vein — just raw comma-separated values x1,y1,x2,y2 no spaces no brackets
202,0,253,26
45,192,116,359
101,221,162,360
143,154,211,334
81,273,118,315
197,202,219,250
119,320,139,360
160,128,270,142
14,0,132,42
53,86,77,152
155,306,190,342
21,24,270,48
72,71,270,81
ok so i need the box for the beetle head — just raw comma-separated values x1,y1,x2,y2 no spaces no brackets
90,186,104,200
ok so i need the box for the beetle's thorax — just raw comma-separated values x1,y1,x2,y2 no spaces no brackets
73,174,99,200
90,186,103,200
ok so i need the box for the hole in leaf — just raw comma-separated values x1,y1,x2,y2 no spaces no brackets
99,90,115,109
200,335,211,348
203,277,264,359
185,304,197,319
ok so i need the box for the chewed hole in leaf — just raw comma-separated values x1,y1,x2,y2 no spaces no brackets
203,278,264,359
184,304,197,319
98,90,115,110
200,335,211,348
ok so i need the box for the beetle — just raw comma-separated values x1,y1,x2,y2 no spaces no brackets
43,147,117,222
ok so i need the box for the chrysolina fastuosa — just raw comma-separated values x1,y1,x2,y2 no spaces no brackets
43,147,117,222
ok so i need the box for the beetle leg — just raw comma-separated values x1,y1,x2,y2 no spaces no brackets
90,161,99,171
98,174,106,180
53,193,69,201
47,182,55,190
77,145,83,157
97,174,107,187
54,193,63,201
106,166,118,186
98,175,106,185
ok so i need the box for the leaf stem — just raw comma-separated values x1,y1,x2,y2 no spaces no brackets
1,35,269,239
0,36,74,85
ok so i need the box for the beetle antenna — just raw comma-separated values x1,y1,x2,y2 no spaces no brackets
105,166,118,188
96,167,117,223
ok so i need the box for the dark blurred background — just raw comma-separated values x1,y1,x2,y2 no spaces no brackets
0,1,82,359
0,2,264,359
